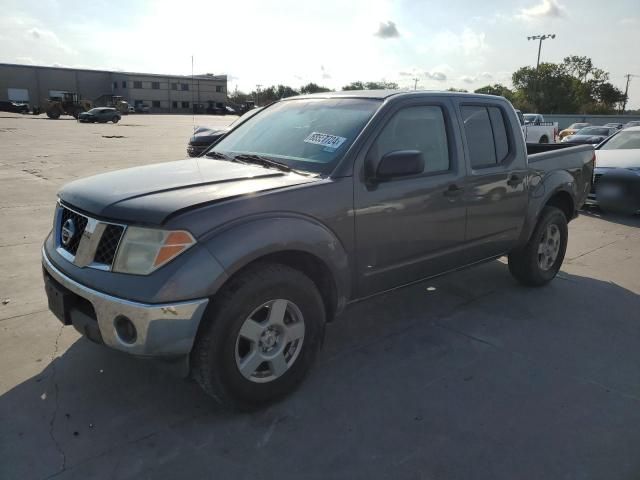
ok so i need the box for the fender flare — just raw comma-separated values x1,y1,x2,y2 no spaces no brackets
200,214,351,312
516,170,576,248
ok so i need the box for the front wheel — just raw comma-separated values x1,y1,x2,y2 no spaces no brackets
191,263,326,410
508,206,568,286
539,135,549,144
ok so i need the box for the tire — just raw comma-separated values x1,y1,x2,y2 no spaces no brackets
508,206,568,286
112,116,119,124
539,135,549,144
46,110,60,119
191,263,326,410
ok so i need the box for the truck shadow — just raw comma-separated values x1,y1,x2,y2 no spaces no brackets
2,261,640,479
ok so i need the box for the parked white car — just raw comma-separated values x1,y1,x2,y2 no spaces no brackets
516,111,558,143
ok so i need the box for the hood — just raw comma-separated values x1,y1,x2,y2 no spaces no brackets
595,149,640,169
58,158,318,225
189,127,229,145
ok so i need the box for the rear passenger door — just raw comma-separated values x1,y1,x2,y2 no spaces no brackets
456,102,529,260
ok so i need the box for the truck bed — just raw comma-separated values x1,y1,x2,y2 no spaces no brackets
527,142,595,209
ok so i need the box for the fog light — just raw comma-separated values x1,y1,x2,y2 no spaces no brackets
114,315,137,344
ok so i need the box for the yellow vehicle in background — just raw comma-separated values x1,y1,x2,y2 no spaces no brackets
93,94,130,115
559,122,591,140
45,92,91,119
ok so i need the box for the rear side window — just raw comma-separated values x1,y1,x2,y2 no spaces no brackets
371,106,450,174
462,105,511,168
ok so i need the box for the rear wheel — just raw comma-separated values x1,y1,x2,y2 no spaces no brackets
191,263,326,410
508,206,568,286
46,109,60,119
539,135,549,144
112,116,119,123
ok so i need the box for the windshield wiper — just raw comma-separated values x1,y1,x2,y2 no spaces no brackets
233,153,294,173
204,150,232,160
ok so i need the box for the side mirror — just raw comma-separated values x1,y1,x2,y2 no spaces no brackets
376,150,424,180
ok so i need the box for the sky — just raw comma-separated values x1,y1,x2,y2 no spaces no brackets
1,0,639,108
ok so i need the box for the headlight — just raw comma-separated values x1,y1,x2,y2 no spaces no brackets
113,227,196,275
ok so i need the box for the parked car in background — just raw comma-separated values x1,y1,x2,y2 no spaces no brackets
603,122,624,130
78,107,121,123
561,126,617,145
559,122,591,140
187,107,263,157
43,91,594,409
517,111,558,143
0,100,30,114
128,105,135,113
187,126,230,157
623,121,640,129
135,104,150,113
588,126,640,214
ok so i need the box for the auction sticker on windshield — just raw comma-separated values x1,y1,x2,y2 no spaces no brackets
304,132,347,151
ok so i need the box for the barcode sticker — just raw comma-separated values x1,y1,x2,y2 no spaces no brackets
303,132,347,151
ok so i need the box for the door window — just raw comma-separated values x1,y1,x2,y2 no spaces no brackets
461,105,511,168
370,106,450,174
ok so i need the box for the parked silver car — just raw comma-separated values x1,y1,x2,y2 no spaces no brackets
78,107,121,123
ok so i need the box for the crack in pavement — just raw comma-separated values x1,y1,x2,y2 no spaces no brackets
565,236,631,263
45,325,67,479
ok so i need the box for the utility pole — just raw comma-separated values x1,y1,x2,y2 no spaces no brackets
412,77,418,90
621,74,638,113
255,84,262,106
527,34,556,111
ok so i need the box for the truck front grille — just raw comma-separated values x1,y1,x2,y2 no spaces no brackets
59,208,88,255
94,224,125,265
56,204,126,270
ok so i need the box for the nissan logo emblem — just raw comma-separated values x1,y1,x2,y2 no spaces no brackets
61,218,76,246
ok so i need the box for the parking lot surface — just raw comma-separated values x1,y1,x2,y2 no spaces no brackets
1,113,640,480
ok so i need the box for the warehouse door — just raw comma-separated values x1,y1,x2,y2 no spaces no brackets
8,88,29,102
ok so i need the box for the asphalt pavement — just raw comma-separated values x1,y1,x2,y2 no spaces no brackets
1,112,639,480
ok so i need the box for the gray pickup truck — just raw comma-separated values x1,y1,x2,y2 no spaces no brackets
42,91,594,409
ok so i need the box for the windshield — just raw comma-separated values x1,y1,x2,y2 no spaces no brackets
211,98,381,174
576,127,609,136
568,123,589,129
87,108,104,114
523,114,537,122
599,130,640,150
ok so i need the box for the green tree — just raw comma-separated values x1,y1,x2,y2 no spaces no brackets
512,56,624,114
474,84,514,101
446,87,468,93
342,81,398,90
300,83,332,94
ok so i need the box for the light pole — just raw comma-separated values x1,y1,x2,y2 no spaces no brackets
527,34,556,110
255,84,262,106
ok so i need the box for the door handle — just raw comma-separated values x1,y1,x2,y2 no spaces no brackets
507,174,523,187
443,184,464,197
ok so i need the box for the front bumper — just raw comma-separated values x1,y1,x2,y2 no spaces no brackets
42,249,209,357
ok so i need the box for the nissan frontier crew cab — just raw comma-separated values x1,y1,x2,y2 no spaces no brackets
43,91,595,409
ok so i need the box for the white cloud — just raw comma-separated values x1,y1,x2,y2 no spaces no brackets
619,17,639,26
419,28,487,57
374,21,400,39
425,71,447,81
517,0,566,20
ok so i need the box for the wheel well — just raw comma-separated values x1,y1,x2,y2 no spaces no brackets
224,251,339,323
546,190,574,221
